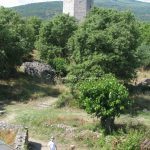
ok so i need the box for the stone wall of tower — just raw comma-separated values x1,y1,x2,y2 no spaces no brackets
63,0,75,17
63,0,93,21
74,0,87,21
87,0,94,11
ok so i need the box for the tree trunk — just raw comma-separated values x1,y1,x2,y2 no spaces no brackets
101,117,115,134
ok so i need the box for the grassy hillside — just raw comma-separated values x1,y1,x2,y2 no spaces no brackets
11,0,150,21
94,0,150,22
12,1,63,19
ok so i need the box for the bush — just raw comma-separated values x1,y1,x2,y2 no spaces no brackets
118,130,145,150
56,92,75,108
98,128,149,150
53,57,68,76
78,74,130,133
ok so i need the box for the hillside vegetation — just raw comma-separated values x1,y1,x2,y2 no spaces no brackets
12,1,63,19
11,0,150,21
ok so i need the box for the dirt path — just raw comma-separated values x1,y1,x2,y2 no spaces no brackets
29,138,70,150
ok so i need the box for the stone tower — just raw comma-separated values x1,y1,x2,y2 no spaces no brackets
63,0,93,21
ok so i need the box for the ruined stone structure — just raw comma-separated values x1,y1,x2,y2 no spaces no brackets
0,122,28,150
63,0,93,21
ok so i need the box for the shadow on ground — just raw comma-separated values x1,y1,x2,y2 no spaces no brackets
0,73,60,110
29,141,42,150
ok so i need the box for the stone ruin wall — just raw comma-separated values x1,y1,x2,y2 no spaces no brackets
0,122,28,150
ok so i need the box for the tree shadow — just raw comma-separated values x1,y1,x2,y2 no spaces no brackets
114,121,147,134
125,83,150,115
0,73,60,110
127,84,150,95
28,141,42,150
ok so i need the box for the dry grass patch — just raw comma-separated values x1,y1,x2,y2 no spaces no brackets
0,130,16,145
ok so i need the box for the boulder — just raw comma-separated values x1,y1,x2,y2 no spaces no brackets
138,79,150,86
22,62,56,82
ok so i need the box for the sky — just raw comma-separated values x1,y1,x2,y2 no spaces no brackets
0,0,61,7
0,0,150,8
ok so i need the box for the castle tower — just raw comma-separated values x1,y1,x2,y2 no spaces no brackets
63,0,93,21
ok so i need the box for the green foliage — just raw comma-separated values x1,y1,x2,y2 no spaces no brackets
53,58,67,76
140,23,150,45
117,130,145,150
0,7,34,78
12,1,63,20
56,91,75,108
94,0,150,22
26,16,42,45
78,74,129,132
36,14,77,75
98,128,149,150
68,8,141,81
78,74,129,118
137,44,150,68
138,22,150,69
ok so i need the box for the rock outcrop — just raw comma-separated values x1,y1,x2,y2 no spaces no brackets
138,79,150,86
22,61,56,82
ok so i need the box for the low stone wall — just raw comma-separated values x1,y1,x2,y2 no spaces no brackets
0,122,28,150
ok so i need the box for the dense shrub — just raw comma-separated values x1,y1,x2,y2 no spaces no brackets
78,74,129,133
98,128,149,150
56,92,75,108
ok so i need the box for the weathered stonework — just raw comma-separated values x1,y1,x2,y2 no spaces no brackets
63,0,93,21
0,122,28,150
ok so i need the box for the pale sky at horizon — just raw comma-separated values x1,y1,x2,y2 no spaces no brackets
0,0,150,8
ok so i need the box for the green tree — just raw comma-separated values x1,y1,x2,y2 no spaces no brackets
140,22,150,45
36,14,77,75
0,7,34,78
138,22,150,69
78,74,129,133
68,8,141,81
26,16,42,45
137,44,150,69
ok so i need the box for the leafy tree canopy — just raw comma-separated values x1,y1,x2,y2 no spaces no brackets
68,8,141,81
137,22,150,68
26,16,42,45
36,14,77,75
0,7,34,78
140,22,150,45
